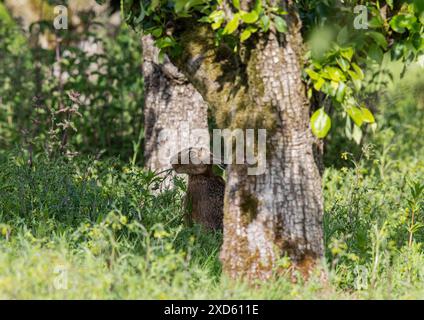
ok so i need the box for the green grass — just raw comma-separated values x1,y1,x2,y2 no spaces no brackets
0,30,423,297
0,105,422,299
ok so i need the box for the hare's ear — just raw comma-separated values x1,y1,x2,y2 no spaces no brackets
170,147,192,165
209,149,226,167
210,155,223,165
189,148,199,161
196,147,213,164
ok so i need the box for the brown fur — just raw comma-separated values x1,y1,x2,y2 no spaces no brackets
171,147,224,231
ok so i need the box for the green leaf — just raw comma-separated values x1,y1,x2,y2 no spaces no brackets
254,0,263,14
337,26,349,45
348,70,362,91
211,21,223,30
240,29,252,42
368,16,384,28
155,37,176,49
368,44,384,63
198,16,211,23
391,43,405,61
366,31,388,49
209,10,225,29
345,116,352,140
232,0,241,10
336,82,346,102
340,47,354,62
260,15,270,32
311,108,332,138
352,124,363,144
390,14,417,33
223,14,240,35
336,57,350,72
241,11,259,24
270,6,288,15
305,68,320,81
415,0,424,13
348,70,360,80
275,9,288,15
151,27,163,38
412,34,423,50
158,50,165,64
150,0,161,11
360,106,375,123
175,0,186,13
390,16,406,33
209,10,225,21
314,77,325,91
346,106,364,127
273,16,287,33
240,25,258,42
175,0,206,14
328,81,339,96
351,63,365,80
323,66,345,82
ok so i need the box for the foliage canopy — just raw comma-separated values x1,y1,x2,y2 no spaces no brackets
115,0,424,140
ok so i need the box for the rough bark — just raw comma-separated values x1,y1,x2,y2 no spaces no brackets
171,2,324,279
142,36,210,177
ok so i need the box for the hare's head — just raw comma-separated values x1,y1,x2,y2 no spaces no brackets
171,147,217,175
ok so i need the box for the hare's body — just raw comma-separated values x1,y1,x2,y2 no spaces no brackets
171,147,224,231
186,173,224,231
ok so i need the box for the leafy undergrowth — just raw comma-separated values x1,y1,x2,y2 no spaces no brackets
0,72,423,300
0,154,336,299
0,143,422,299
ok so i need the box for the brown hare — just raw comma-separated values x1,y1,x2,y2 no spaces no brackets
171,147,224,231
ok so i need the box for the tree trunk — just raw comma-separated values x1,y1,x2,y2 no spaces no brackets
142,36,210,177
172,2,324,279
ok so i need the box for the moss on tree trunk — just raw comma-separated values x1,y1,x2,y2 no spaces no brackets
171,3,324,279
